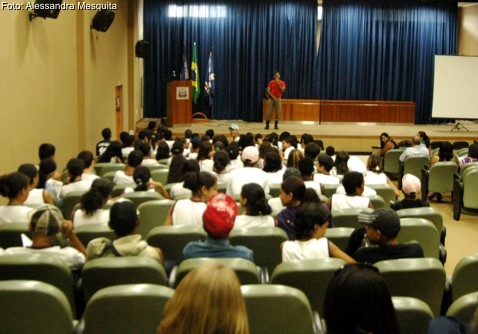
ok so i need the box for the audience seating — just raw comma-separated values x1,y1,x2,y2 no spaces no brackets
383,149,404,179
93,162,113,175
453,141,470,150
368,194,386,209
229,227,288,280
446,291,478,324
398,156,429,189
75,224,115,247
241,284,317,334
324,227,354,251
459,161,478,177
146,225,207,265
150,169,169,185
367,183,396,206
398,218,443,261
99,164,125,177
0,222,30,248
63,191,86,220
77,284,174,334
270,258,345,316
120,191,164,208
323,184,339,198
173,257,260,287
137,199,175,238
375,258,446,316
396,207,446,245
111,183,135,197
269,183,281,197
392,296,434,334
453,166,478,220
0,280,75,334
80,256,168,302
331,208,360,228
449,253,478,303
101,170,117,183
0,253,77,317
456,147,470,159
421,161,457,202
430,141,443,150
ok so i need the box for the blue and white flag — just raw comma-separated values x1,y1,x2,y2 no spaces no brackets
180,45,189,80
204,49,215,104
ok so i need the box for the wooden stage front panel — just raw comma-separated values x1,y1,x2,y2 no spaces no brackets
262,99,320,122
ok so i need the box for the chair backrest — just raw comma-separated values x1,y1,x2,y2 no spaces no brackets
269,183,281,197
375,257,446,316
396,207,444,242
174,258,260,287
323,183,339,198
270,258,346,315
446,291,478,324
460,162,478,177
0,280,74,334
81,256,168,302
331,208,361,228
81,284,174,334
99,164,125,177
241,284,316,334
463,169,478,210
93,162,113,175
324,227,354,252
229,227,288,276
453,141,470,150
451,253,478,302
428,161,458,194
137,199,175,238
111,183,136,197
368,194,386,209
367,183,396,205
392,296,434,334
151,169,169,184
383,149,405,177
101,170,117,182
397,218,440,259
63,190,86,220
0,253,76,317
120,191,164,208
0,222,30,248
403,156,430,180
146,225,207,265
75,224,116,247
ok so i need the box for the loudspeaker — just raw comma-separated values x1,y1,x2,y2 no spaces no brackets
91,10,115,32
135,40,151,58
30,0,63,20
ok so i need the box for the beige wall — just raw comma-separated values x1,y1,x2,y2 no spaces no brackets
459,4,478,56
0,0,139,174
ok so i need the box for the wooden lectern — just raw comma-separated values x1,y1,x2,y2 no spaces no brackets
166,80,192,126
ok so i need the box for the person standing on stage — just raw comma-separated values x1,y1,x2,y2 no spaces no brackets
265,71,286,130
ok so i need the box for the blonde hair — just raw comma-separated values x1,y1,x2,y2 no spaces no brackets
158,262,249,334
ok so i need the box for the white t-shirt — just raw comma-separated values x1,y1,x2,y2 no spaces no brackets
0,205,34,225
364,171,388,185
73,209,110,228
2,246,85,270
304,180,322,196
60,180,93,198
282,238,330,262
171,199,207,226
335,185,377,197
330,194,370,212
169,182,192,199
113,171,134,185
24,188,46,205
227,167,270,198
265,169,285,185
198,159,214,173
81,173,100,182
313,173,340,185
234,215,275,229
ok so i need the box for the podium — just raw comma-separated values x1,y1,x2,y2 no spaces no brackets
166,80,192,126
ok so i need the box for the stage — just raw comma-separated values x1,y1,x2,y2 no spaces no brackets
136,118,478,154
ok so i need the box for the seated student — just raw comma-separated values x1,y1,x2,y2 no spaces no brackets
86,201,163,262
275,175,306,240
124,166,169,199
96,127,112,159
183,193,254,261
331,150,349,177
364,154,401,198
281,202,355,263
281,133,296,161
113,150,144,185
169,159,200,200
430,141,453,166
98,140,124,163
17,163,54,205
234,183,274,229
38,143,62,181
268,167,301,215
327,171,372,212
304,141,321,161
457,143,478,169
121,134,135,160
73,178,113,227
390,174,429,211
313,155,340,185
60,159,94,199
298,157,322,196
77,150,100,182
38,158,62,206
0,172,34,224
263,148,285,184
158,262,249,334
1,205,85,270
213,150,232,186
196,141,215,173
378,132,398,157
137,141,159,167
399,136,430,162
347,208,424,264
323,263,400,334
165,171,217,226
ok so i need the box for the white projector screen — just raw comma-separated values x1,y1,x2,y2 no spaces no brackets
432,55,478,119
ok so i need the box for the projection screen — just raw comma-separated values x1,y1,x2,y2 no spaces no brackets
432,55,478,119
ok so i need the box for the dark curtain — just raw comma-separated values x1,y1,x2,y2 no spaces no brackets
143,0,319,121
317,0,458,124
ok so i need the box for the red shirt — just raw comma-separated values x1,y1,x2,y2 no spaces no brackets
268,79,286,98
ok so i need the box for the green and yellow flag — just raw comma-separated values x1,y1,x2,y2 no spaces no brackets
191,42,200,103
